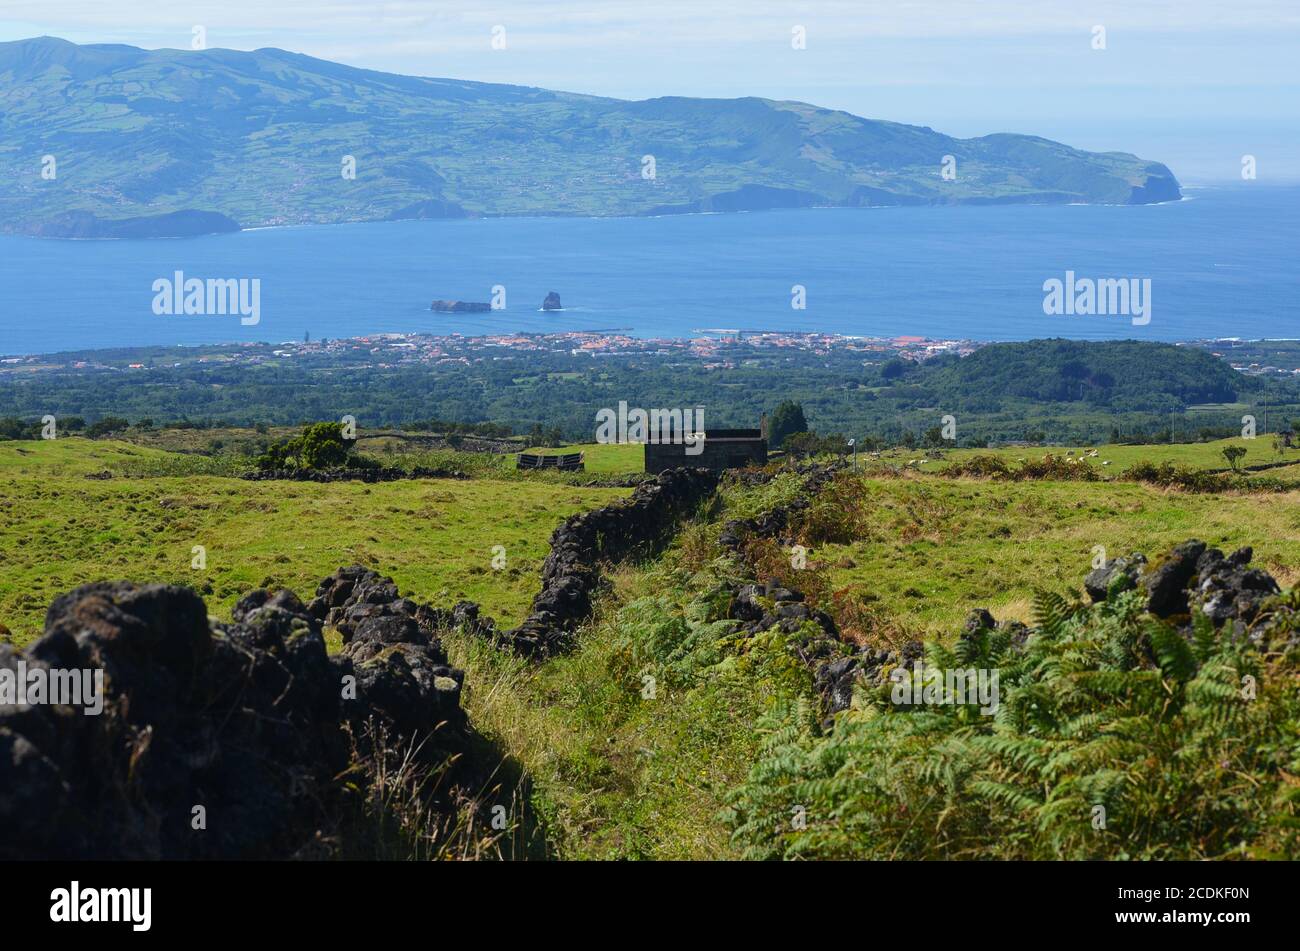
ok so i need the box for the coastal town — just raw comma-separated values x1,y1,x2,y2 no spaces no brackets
0,329,979,372
7,329,1298,377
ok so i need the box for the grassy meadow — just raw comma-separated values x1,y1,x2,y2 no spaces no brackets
518,442,645,473
436,460,1300,858
0,438,627,644
808,475,1300,641
876,435,1296,474
3,432,1298,859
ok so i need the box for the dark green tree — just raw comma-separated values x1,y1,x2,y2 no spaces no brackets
768,400,808,448
86,416,129,438
880,358,911,380
256,421,356,470
298,421,354,469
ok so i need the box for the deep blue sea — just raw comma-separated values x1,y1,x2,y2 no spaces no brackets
1,183,1296,355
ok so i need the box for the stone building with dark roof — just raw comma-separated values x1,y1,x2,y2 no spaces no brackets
644,417,768,473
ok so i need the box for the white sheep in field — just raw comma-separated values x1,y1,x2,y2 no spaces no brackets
1102,460,1112,466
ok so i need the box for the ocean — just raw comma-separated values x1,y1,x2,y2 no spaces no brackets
1,183,1296,355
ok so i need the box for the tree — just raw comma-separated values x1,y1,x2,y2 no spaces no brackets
298,421,354,469
256,421,356,470
86,417,129,438
881,358,911,380
782,431,852,459
1221,445,1247,472
768,400,808,448
781,431,820,458
1059,358,1089,397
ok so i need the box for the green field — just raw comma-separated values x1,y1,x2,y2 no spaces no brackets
435,458,1300,858
3,433,1298,860
811,476,1300,640
0,438,627,643
890,436,1296,474
519,442,645,474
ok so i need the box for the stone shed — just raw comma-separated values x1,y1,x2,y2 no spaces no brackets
644,423,768,473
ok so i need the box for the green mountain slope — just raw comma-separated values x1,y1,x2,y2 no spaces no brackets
920,340,1248,408
0,36,1182,236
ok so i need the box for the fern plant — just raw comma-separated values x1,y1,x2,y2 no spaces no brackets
724,587,1300,859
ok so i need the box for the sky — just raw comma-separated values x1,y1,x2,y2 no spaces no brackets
2,0,1298,181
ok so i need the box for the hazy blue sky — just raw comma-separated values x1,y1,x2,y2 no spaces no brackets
3,1,1298,181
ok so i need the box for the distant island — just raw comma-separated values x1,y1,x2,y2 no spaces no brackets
0,37,1181,238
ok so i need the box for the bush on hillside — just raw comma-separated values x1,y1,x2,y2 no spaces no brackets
255,421,372,471
798,473,871,545
723,586,1300,860
943,453,1099,482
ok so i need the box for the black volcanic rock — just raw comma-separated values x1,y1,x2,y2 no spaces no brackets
542,291,562,310
492,467,719,657
431,300,491,313
1142,540,1207,617
1084,553,1147,602
1191,546,1281,629
0,568,471,859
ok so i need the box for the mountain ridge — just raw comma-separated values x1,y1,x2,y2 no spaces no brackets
0,36,1182,238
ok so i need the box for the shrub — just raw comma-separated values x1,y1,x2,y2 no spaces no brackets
798,473,870,545
724,588,1300,859
255,421,358,471
829,587,915,650
741,535,831,607
943,453,1098,482
1127,461,1222,491
943,454,1013,479
1017,453,1100,481
85,416,130,438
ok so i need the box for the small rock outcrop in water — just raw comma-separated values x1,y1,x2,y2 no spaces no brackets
541,291,562,310
431,299,491,313
0,569,469,859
